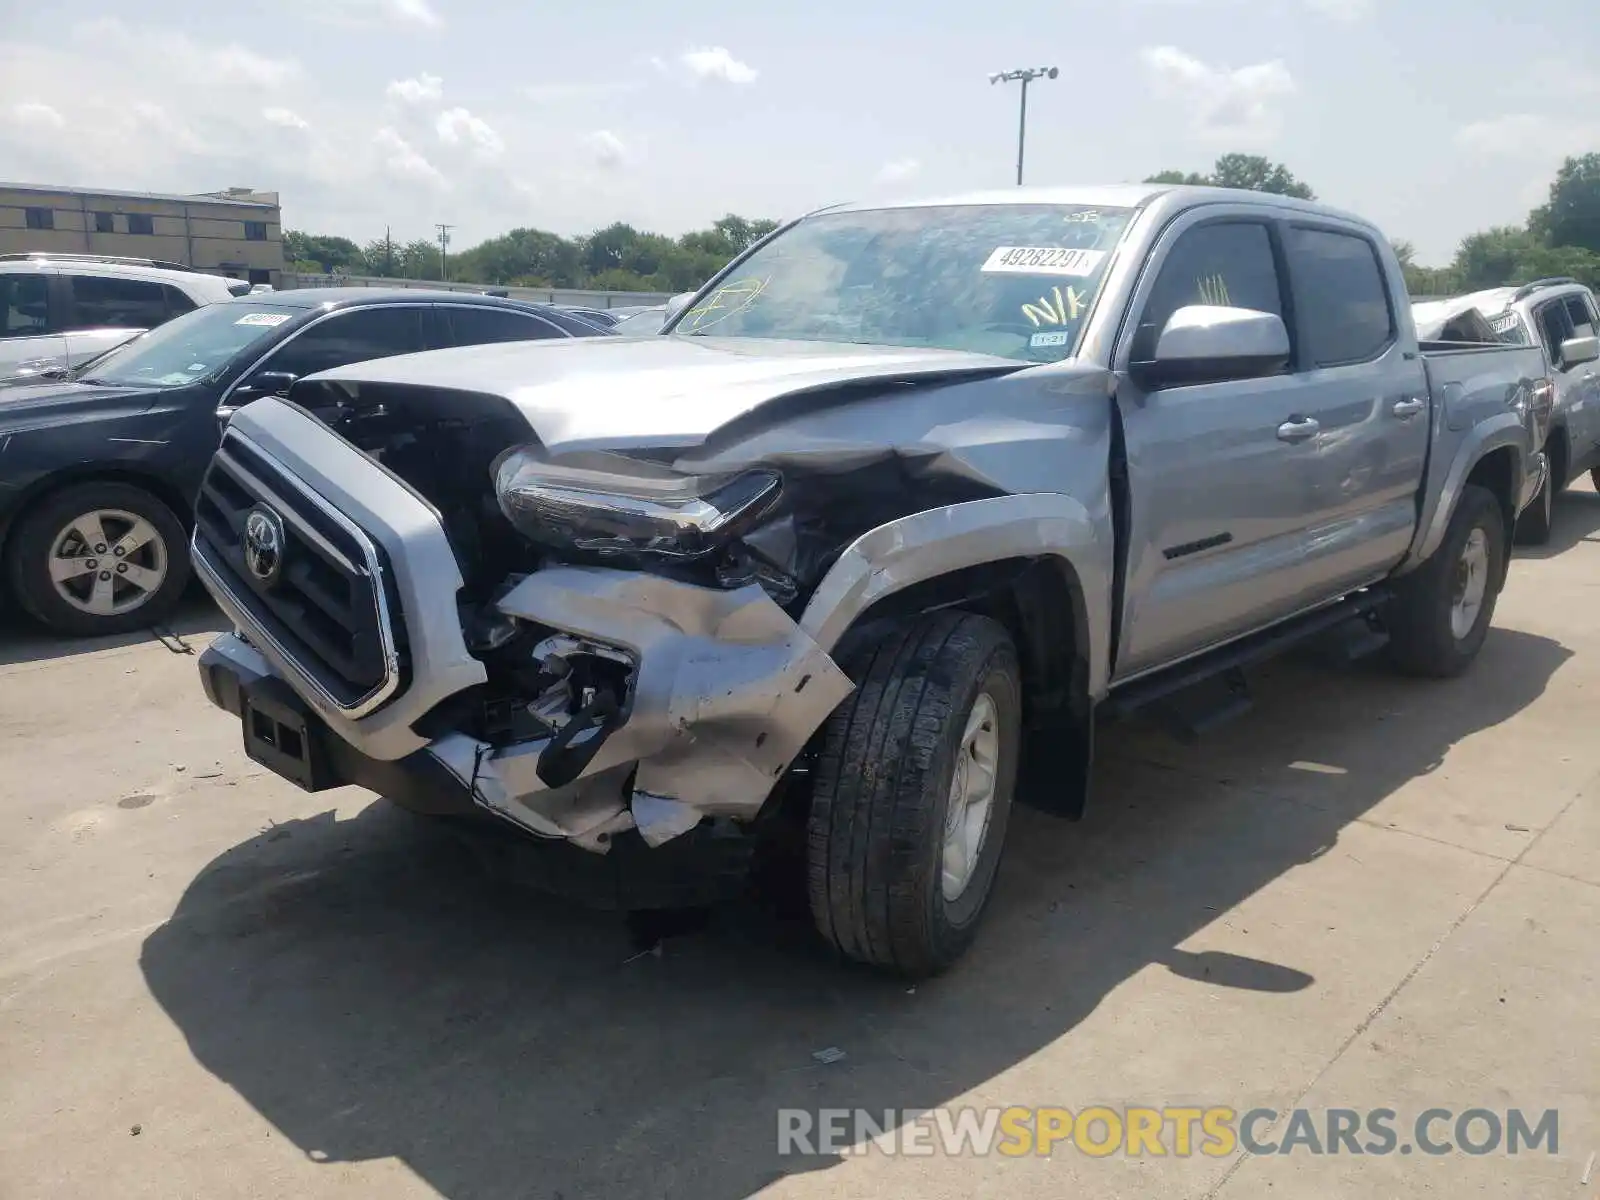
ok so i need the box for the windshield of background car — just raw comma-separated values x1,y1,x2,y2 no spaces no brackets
82,303,299,387
673,204,1136,362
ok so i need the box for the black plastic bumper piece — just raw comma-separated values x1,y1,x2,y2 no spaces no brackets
197,642,759,910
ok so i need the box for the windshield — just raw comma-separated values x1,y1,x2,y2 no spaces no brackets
673,204,1135,362
82,303,299,387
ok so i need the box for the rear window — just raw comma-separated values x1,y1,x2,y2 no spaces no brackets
1285,227,1395,366
0,274,50,338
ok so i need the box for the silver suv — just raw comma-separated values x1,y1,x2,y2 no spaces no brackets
0,253,248,385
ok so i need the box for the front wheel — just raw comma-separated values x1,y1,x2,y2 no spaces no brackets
1385,484,1505,678
806,611,1021,977
5,481,191,637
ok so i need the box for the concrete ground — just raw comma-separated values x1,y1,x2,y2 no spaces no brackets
1,495,1597,1200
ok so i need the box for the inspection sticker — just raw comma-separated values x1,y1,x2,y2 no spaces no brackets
1029,330,1070,348
235,312,291,327
981,246,1107,277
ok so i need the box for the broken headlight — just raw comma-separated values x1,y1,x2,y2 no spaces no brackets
495,446,782,561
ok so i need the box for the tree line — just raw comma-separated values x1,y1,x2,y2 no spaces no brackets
282,214,780,293
285,152,1600,298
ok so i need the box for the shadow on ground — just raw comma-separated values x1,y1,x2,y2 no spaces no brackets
0,591,223,669
140,627,1570,1200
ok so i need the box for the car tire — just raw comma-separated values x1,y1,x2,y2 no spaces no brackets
806,610,1021,977
5,481,190,638
1385,484,1505,679
1513,457,1553,546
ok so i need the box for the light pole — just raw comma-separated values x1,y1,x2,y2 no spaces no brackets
989,66,1058,186
435,222,454,281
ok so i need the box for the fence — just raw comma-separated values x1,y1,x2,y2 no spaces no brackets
278,272,673,309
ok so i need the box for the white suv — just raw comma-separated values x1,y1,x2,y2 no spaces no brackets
0,254,249,386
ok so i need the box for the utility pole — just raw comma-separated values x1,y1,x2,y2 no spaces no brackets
435,222,453,281
384,225,393,277
988,66,1058,186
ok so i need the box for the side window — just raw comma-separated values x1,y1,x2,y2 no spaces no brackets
263,307,427,378
68,276,172,330
1284,227,1394,367
162,286,197,317
1135,221,1284,362
1536,301,1575,365
1563,294,1597,340
445,306,563,347
0,275,51,339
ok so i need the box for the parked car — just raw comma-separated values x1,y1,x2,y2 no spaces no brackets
553,305,622,329
1,253,248,386
0,288,605,637
191,185,1548,976
1412,277,1600,543
606,294,695,336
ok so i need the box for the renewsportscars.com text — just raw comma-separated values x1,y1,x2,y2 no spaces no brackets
777,1106,1560,1159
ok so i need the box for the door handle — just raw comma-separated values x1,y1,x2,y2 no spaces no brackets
1390,397,1426,419
1277,416,1320,443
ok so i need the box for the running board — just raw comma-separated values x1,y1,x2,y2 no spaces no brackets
1101,589,1392,726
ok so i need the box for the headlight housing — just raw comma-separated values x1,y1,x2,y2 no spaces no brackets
494,446,782,561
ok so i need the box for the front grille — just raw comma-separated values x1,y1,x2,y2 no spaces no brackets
194,430,405,715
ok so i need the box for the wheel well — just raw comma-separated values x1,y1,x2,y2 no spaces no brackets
1463,446,1518,585
0,467,193,564
830,555,1090,730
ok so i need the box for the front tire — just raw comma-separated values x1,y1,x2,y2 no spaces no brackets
1386,484,1505,678
5,481,190,637
806,611,1021,977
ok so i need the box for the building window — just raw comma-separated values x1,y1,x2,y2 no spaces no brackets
127,213,154,235
94,212,114,234
244,221,268,241
25,207,54,231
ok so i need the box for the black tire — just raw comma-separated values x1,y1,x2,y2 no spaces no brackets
1514,455,1553,545
806,611,1021,977
1386,484,1505,678
1590,466,1600,494
5,481,190,637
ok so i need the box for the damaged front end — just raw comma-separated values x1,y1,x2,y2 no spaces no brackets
429,565,851,851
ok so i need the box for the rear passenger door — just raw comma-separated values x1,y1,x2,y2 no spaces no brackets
1276,222,1429,589
440,304,568,347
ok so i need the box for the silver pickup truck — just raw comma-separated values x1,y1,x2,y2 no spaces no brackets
191,185,1549,976
1413,277,1599,543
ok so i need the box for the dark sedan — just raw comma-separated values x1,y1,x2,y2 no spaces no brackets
0,289,605,637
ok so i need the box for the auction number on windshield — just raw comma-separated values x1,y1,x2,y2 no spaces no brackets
981,246,1107,277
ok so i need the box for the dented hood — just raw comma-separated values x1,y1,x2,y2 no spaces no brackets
301,335,1025,453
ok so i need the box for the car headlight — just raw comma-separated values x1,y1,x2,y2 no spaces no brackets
494,446,782,561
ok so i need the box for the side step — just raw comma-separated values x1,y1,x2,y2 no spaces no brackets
1101,588,1392,732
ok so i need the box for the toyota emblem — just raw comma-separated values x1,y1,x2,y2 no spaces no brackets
243,505,286,586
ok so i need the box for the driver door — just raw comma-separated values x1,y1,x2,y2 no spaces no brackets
1111,212,1326,681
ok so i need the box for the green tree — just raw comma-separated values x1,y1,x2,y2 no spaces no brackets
397,238,442,280
283,231,365,273
1144,155,1315,199
1529,153,1600,255
361,237,398,277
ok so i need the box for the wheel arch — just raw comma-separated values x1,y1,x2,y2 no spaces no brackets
0,464,193,566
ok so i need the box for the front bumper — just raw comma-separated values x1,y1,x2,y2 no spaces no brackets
199,633,774,909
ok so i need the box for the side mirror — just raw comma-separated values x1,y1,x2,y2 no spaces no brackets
1134,305,1291,388
664,291,695,319
235,369,299,400
1559,334,1599,367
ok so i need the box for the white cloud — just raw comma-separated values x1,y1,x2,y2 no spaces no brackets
8,101,65,130
585,129,629,170
522,80,646,104
1139,46,1295,145
875,157,920,184
386,72,444,105
262,107,310,131
375,126,445,186
436,107,504,158
680,47,758,85
1455,113,1597,160
75,18,298,89
300,0,441,28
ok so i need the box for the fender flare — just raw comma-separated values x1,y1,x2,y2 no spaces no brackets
796,493,1116,699
1403,411,1529,572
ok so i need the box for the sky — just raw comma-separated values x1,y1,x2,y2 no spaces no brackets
1,0,1596,265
